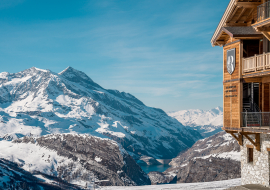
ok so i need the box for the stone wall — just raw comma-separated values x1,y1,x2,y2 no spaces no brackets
241,134,270,186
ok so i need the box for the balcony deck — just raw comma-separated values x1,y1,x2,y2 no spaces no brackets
242,52,270,77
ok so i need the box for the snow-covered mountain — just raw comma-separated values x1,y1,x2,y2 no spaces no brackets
167,107,223,138
0,158,84,190
0,134,151,187
0,67,201,159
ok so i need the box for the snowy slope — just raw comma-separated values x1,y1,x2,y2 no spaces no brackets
100,178,241,190
0,67,201,159
0,133,151,187
167,107,223,137
0,158,83,190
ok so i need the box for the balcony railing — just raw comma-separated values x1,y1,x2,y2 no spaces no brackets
242,112,270,127
242,52,270,74
258,1,270,22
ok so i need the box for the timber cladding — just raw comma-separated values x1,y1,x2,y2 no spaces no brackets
223,39,241,129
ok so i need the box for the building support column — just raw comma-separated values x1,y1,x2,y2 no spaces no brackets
262,83,265,112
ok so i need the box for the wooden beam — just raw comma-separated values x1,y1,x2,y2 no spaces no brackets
234,36,263,40
227,7,240,23
243,133,256,146
235,2,262,8
216,40,225,46
256,133,260,151
235,8,246,23
247,8,255,20
266,148,270,151
257,27,270,32
262,31,270,41
262,76,270,83
243,77,262,83
227,131,243,145
243,133,260,151
225,22,247,27
239,132,243,146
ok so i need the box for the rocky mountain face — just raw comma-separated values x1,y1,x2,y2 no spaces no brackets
167,107,223,138
0,134,151,187
0,158,83,190
148,131,240,184
147,171,177,185
0,67,201,159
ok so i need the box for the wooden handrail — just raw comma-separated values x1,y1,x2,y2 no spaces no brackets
243,52,270,75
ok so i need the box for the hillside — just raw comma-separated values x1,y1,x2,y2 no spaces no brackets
0,158,83,190
167,107,223,137
148,131,240,184
0,134,151,187
0,67,201,159
99,178,241,190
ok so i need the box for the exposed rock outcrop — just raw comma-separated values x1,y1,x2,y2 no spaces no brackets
147,131,241,184
166,131,240,183
147,171,177,185
0,158,82,190
6,134,151,186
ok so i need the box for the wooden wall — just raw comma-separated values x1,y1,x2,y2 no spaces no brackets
223,39,242,130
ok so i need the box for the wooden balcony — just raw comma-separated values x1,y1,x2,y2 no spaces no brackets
242,52,270,76
257,1,270,23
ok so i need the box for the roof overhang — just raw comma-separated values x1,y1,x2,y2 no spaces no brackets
211,0,238,46
211,0,263,46
214,27,263,46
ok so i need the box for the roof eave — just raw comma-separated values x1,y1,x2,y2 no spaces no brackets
211,0,238,47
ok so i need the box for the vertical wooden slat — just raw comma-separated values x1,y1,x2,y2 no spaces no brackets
262,83,265,112
265,84,270,112
259,83,262,111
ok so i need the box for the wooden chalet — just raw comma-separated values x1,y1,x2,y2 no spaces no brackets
212,0,270,186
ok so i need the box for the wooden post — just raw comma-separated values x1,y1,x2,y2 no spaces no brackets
256,133,260,151
255,54,257,71
263,52,266,71
240,42,243,128
262,83,265,112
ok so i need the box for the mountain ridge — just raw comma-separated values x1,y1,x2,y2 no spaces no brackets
0,67,202,159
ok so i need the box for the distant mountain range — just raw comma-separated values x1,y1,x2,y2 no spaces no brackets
0,67,201,159
167,107,223,138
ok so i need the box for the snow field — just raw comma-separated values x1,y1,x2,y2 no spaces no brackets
99,178,241,190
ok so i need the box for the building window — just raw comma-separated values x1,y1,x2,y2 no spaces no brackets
248,147,253,163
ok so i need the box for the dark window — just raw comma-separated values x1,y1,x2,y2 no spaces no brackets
248,148,253,163
243,40,260,58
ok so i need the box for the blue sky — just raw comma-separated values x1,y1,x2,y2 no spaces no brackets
0,0,230,111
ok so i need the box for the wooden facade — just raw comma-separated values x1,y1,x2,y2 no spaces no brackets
212,1,270,186
223,39,242,131
211,0,270,147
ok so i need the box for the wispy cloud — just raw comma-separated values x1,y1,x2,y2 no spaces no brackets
0,0,227,111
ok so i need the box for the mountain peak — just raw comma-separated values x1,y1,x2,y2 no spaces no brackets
59,66,94,82
30,67,49,73
59,66,75,75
